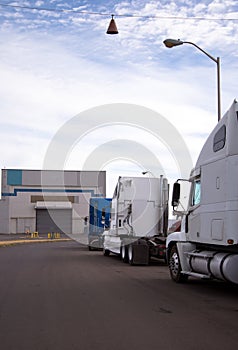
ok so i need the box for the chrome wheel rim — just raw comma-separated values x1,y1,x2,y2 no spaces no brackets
170,252,180,278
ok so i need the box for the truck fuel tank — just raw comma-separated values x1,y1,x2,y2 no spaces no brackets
189,250,238,284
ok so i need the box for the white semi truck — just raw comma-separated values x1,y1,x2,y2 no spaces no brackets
167,100,238,284
103,176,169,265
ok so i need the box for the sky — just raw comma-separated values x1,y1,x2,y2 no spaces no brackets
1,0,238,198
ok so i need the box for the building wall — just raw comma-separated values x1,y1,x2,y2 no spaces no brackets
0,169,106,234
0,197,10,233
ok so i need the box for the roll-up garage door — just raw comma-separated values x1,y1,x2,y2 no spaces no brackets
36,207,72,234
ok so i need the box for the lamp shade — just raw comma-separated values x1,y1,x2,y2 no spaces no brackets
106,15,118,34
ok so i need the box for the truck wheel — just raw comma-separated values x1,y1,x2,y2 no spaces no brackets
121,245,128,263
169,245,188,283
88,246,92,251
103,249,110,256
128,245,134,265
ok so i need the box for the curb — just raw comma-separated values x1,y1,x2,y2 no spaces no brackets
0,238,72,247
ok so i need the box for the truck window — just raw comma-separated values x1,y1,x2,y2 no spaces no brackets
213,125,226,152
192,180,201,206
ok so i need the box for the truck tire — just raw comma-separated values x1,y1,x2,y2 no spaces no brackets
121,245,128,263
103,249,110,256
169,245,188,283
128,244,134,265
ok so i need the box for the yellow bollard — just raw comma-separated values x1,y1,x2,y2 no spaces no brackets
30,232,39,239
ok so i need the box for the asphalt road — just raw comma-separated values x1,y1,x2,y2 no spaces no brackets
1,240,238,350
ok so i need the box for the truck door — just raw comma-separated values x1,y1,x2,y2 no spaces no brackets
186,178,201,241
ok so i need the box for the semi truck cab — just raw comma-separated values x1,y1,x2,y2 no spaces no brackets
167,100,238,284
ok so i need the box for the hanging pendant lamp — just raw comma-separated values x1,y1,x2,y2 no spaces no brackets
106,14,118,34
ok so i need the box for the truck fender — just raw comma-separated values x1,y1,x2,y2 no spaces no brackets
166,231,185,261
166,232,195,272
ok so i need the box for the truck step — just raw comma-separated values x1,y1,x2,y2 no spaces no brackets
182,271,211,279
186,251,215,259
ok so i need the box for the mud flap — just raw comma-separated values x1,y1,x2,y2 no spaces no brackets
131,241,149,265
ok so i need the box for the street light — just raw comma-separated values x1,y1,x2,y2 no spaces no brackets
163,38,221,122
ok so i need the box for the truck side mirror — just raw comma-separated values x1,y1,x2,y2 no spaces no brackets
172,182,180,208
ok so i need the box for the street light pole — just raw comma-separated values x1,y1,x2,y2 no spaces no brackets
163,39,221,122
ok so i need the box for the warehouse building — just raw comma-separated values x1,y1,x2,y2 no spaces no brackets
0,169,106,235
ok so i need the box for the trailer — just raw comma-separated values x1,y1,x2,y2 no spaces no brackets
103,176,169,265
88,197,111,251
167,100,238,284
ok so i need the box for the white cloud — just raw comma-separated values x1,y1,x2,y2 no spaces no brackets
208,0,229,14
35,1,45,6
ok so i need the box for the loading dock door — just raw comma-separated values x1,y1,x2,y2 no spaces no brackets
36,208,72,234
